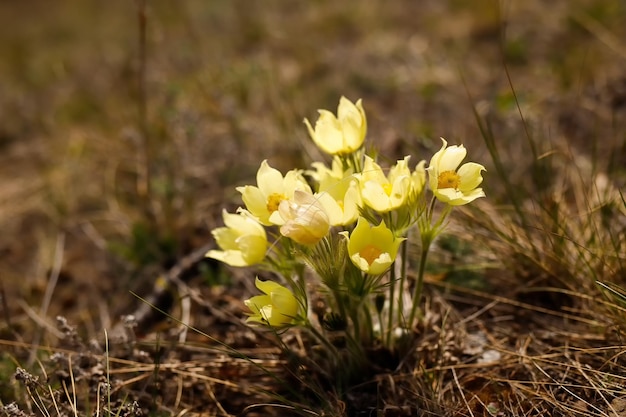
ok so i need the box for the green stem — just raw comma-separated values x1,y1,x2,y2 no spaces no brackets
407,242,431,329
377,307,385,345
352,147,364,173
398,234,409,327
350,308,361,343
362,301,374,344
407,200,452,328
331,287,348,325
407,197,437,328
306,322,340,362
386,261,396,347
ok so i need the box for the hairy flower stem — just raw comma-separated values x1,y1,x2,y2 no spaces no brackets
339,149,363,173
386,260,396,347
360,299,374,344
330,287,348,325
407,242,431,329
306,322,340,362
398,236,409,324
407,200,451,328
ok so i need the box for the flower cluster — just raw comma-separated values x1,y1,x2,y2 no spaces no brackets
207,96,485,356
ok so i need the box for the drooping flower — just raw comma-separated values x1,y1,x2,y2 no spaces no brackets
244,278,299,327
359,156,424,213
340,217,405,275
304,96,367,155
278,190,330,245
426,138,486,206
236,160,312,225
308,157,361,225
206,209,268,267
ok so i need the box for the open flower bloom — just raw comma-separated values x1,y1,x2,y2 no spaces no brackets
309,158,361,225
206,209,268,267
278,190,330,245
304,96,367,155
244,278,299,327
359,156,423,213
426,138,486,206
236,160,312,225
340,217,405,275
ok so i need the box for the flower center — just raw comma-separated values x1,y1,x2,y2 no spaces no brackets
359,244,383,265
437,170,460,189
383,183,393,196
266,193,286,213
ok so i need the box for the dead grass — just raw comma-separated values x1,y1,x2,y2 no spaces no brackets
1,0,626,416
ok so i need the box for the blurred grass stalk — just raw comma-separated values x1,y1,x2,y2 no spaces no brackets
465,22,625,330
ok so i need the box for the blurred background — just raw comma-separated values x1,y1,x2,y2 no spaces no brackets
1,0,624,341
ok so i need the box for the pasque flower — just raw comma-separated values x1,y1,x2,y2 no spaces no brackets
359,156,424,213
244,278,299,327
304,96,367,155
340,217,405,275
309,157,361,225
206,209,268,267
278,190,330,245
237,160,311,225
426,138,486,206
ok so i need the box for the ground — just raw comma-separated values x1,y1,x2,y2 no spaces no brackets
1,1,625,416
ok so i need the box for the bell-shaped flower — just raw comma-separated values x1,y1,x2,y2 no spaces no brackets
359,156,420,213
244,278,299,327
304,96,367,155
236,160,312,225
278,190,330,245
309,157,361,225
426,138,486,206
340,217,405,275
206,209,268,267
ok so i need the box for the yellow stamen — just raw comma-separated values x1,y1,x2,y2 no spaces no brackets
359,244,383,265
438,170,460,189
383,183,393,196
266,193,286,213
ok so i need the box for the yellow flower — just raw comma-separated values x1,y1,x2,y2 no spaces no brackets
359,156,422,212
340,217,405,275
206,209,268,267
278,190,330,245
426,138,486,206
411,160,427,195
304,96,367,155
236,160,312,225
309,157,361,225
244,278,299,327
